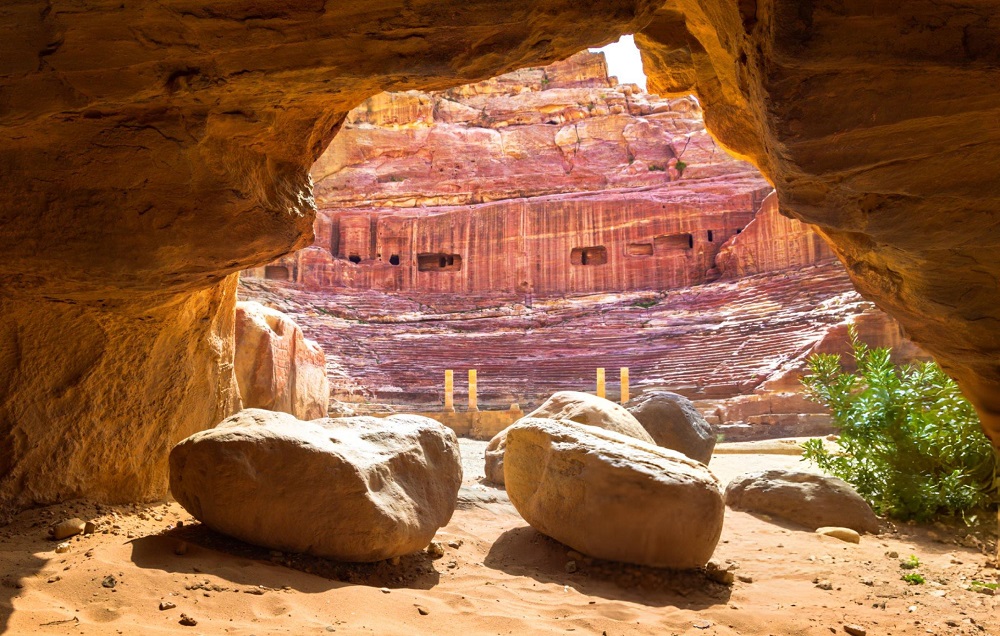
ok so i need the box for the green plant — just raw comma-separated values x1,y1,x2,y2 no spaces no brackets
631,298,659,309
899,555,920,570
901,573,925,585
648,164,666,172
801,325,998,521
970,580,999,590
674,159,687,175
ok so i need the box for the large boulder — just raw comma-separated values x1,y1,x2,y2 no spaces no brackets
234,301,330,420
725,470,880,534
169,409,462,562
484,391,654,486
625,390,716,464
503,418,725,569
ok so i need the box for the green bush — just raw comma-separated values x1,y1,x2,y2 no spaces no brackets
801,325,998,521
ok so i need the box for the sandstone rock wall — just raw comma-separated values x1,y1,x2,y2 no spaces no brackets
234,302,329,421
716,191,835,279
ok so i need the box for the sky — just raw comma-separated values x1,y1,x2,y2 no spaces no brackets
592,35,647,90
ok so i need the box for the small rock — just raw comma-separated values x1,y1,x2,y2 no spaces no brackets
816,579,833,591
101,575,116,589
817,527,860,544
860,578,874,586
886,551,899,559
565,561,578,574
380,587,391,594
178,613,197,627
843,625,866,636
974,586,996,596
737,574,753,584
426,541,445,558
159,601,176,611
415,605,429,616
54,542,71,554
83,521,97,535
49,518,86,540
388,556,401,566
692,620,711,630
174,541,188,556
705,560,736,585
448,540,463,549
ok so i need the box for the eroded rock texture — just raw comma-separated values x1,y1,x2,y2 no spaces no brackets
635,1,1000,442
0,1,661,515
234,301,329,420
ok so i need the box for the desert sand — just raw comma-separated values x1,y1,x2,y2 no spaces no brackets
1,440,996,636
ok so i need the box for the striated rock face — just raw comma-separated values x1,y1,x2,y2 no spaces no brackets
716,192,834,279
234,302,329,420
170,409,462,562
249,52,776,295
504,418,725,568
0,1,661,515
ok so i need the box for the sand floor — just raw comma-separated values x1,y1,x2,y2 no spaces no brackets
1,440,997,635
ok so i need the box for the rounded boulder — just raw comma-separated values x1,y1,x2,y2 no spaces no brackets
170,409,463,561
625,390,715,464
503,417,725,569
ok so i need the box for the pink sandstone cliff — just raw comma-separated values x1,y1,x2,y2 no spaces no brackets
248,52,828,295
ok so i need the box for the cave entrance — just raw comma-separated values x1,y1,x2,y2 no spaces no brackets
264,265,291,280
417,253,462,272
571,246,609,266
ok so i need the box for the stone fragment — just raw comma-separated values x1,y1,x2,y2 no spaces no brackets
426,542,445,558
725,470,880,533
843,625,866,636
234,302,330,421
54,542,70,554
484,391,653,486
625,391,715,464
50,518,86,540
179,614,197,627
101,576,116,589
159,601,176,611
83,521,97,535
705,560,736,584
169,409,462,562
816,579,833,590
416,605,429,616
817,527,861,544
503,418,724,568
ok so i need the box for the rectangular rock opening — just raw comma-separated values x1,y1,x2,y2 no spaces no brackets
348,254,362,264
570,246,608,266
707,230,714,242
417,253,462,271
626,243,654,256
264,265,291,280
654,233,694,252
389,254,400,266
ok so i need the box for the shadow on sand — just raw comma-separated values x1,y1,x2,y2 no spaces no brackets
129,523,442,592
483,525,732,609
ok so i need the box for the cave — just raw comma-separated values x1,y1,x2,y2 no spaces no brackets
571,246,609,266
263,265,291,281
417,253,463,272
1,0,997,514
2,1,1000,631
389,254,400,266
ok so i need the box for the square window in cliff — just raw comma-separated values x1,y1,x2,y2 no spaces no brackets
707,230,714,242
654,233,694,252
389,254,400,266
571,246,608,266
417,253,462,272
264,265,291,280
348,254,362,264
626,243,654,256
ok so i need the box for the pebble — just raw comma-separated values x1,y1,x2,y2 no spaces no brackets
159,601,176,611
54,542,71,554
816,579,833,591
565,561,578,574
426,542,445,558
380,587,391,594
737,574,753,584
817,527,861,544
83,521,97,535
416,605,430,616
174,541,188,556
448,540,464,549
843,624,867,636
887,551,899,559
178,613,197,626
705,560,736,585
101,575,117,589
50,518,86,541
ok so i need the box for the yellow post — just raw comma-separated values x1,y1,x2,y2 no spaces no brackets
468,369,479,412
620,367,630,404
596,367,606,399
444,370,454,412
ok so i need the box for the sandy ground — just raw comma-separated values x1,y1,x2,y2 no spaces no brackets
1,440,998,636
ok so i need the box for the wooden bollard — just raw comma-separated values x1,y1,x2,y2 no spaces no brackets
596,367,606,399
620,367,629,404
444,370,454,412
468,369,479,412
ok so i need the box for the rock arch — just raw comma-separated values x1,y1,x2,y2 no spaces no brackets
1,0,998,515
